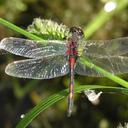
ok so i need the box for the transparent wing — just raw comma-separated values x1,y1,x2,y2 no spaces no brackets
0,37,67,58
79,37,128,57
75,56,128,77
5,55,69,79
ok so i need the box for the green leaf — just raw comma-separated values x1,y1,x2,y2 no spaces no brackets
16,85,128,128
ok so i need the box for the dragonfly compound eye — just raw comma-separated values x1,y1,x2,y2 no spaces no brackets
70,27,84,39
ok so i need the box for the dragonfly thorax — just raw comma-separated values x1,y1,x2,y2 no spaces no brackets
66,27,84,57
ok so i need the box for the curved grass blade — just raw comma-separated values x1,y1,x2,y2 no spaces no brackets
16,85,128,128
80,57,128,88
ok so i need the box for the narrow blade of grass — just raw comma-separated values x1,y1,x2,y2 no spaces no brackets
16,85,128,128
0,18,43,41
80,57,128,88
85,0,128,38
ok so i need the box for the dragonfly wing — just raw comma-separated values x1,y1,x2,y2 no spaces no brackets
0,37,67,58
5,55,69,79
80,37,128,57
75,56,128,77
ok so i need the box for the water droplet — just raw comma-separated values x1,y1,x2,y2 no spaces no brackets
104,1,117,12
20,114,25,119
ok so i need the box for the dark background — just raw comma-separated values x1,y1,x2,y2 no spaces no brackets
0,0,128,128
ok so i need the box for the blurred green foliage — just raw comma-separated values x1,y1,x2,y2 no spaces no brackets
0,0,128,128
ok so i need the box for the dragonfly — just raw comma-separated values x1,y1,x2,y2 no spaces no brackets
0,26,128,116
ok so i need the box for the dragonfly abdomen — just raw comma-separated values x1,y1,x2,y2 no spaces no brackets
68,56,75,116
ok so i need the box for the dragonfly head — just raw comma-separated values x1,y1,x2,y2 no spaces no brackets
69,27,84,41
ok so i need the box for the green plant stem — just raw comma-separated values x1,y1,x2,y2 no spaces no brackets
80,57,128,88
85,0,128,38
0,18,43,41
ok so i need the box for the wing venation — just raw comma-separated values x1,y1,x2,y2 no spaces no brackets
5,56,69,79
0,37,67,58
